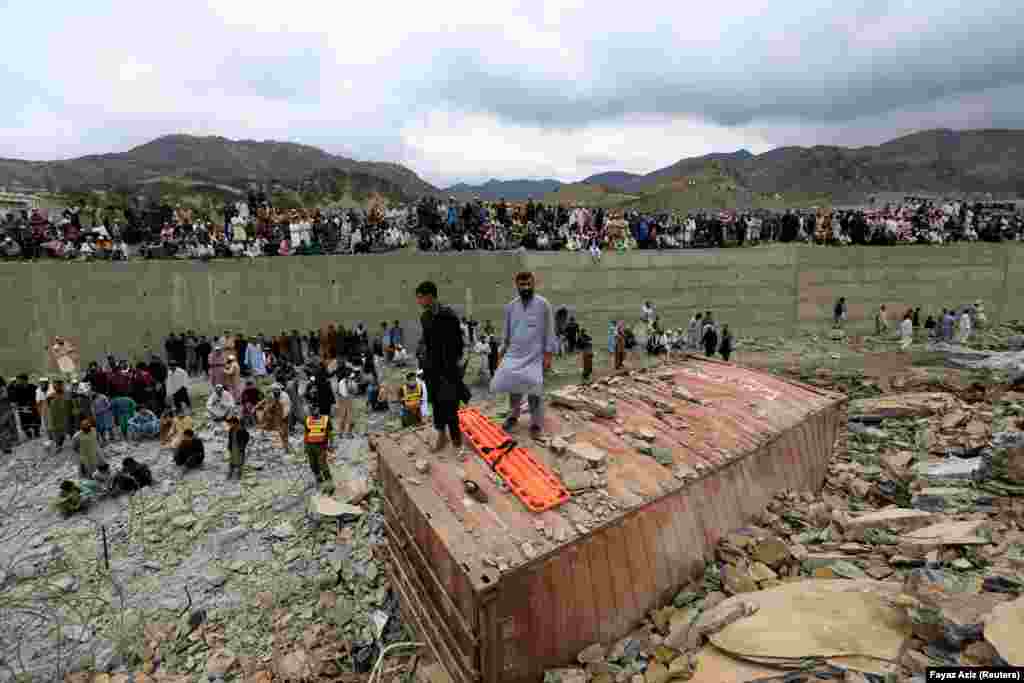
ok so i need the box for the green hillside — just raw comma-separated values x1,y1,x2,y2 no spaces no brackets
540,183,641,208
543,164,833,212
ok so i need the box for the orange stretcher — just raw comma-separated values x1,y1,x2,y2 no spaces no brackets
457,407,570,513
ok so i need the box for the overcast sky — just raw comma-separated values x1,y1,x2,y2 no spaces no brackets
1,0,1021,187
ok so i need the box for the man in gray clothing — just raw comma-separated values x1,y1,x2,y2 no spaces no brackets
491,271,556,438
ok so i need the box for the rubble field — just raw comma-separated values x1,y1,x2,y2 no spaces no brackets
2,325,1024,683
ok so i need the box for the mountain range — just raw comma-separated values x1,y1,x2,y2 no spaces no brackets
0,134,437,201
0,129,1021,210
456,130,1024,207
445,178,562,201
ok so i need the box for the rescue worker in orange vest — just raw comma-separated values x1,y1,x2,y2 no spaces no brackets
400,372,422,427
304,406,333,485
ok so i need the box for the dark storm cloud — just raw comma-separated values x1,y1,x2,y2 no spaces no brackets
418,6,1024,131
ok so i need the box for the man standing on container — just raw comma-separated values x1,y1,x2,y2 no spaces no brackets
416,281,467,452
492,271,556,439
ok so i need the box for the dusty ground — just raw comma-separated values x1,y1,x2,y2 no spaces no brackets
1,322,1022,682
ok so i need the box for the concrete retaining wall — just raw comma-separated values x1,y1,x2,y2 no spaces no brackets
2,244,1022,374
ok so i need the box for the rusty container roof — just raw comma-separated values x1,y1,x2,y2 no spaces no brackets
375,356,846,588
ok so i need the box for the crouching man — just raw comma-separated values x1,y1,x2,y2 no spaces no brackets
174,429,205,470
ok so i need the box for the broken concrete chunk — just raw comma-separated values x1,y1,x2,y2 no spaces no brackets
850,393,960,419
631,429,656,442
649,448,674,466
307,495,365,522
566,442,609,467
171,514,197,529
913,457,982,480
829,560,868,579
842,508,938,540
748,562,778,582
549,389,617,418
721,565,758,595
906,591,1009,650
562,470,604,492
984,595,1024,666
905,568,983,600
960,640,1001,667
652,606,676,632
335,476,371,505
899,520,991,554
671,387,706,406
643,662,669,683
708,580,909,676
577,642,608,665
692,600,759,639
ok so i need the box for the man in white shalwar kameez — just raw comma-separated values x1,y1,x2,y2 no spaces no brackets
899,312,913,351
491,272,556,438
957,310,972,345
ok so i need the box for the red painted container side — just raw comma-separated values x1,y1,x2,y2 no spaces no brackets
377,356,846,683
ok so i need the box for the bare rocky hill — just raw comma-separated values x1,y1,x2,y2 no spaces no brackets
585,129,1024,201
0,134,439,200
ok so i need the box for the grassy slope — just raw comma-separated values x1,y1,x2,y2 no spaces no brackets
543,166,834,212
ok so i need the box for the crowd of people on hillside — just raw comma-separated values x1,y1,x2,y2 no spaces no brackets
2,193,1020,263
0,189,412,262
413,196,1023,254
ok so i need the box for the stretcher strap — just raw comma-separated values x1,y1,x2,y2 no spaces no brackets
457,407,570,513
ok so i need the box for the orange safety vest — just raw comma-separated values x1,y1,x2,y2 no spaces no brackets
305,416,328,444
402,383,421,409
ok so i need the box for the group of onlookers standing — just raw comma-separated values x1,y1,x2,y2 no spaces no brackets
832,297,984,349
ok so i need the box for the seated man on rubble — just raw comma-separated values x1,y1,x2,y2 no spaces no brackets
92,463,114,494
113,457,154,493
392,344,409,367
55,480,89,517
173,429,205,469
127,407,160,441
206,384,236,425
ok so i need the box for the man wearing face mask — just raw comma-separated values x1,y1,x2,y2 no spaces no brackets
491,271,556,439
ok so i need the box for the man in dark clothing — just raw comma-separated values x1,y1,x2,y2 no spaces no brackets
578,328,594,382
117,457,154,492
164,334,177,365
416,281,467,453
565,316,580,353
196,336,212,375
719,325,734,361
132,363,157,413
85,362,109,397
175,332,188,367
702,322,719,357
0,379,15,453
11,374,40,439
148,354,168,408
488,335,500,379
226,415,250,480
174,429,205,469
235,336,248,374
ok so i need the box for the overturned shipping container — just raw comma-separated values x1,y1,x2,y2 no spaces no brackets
374,357,847,683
